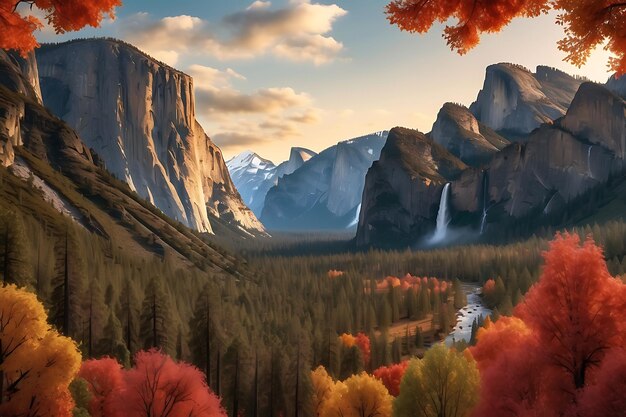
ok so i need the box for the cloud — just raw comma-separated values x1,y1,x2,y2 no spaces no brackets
123,1,347,65
188,65,320,151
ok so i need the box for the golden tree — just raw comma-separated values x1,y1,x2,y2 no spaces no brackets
321,372,393,417
394,344,479,417
311,366,335,417
0,284,82,417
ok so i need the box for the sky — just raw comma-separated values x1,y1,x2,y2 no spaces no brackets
32,0,614,163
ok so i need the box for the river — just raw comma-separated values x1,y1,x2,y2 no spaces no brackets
445,284,492,346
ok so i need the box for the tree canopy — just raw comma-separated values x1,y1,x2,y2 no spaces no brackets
0,0,121,55
386,0,626,74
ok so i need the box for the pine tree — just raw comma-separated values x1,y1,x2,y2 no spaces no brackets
139,277,173,355
96,310,131,367
120,278,140,356
50,228,86,340
0,210,31,287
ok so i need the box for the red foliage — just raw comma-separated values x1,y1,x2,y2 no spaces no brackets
80,350,226,417
372,361,409,396
354,333,371,368
117,350,226,417
482,279,495,295
470,233,626,417
579,349,626,417
79,357,124,417
0,0,121,55
385,0,626,74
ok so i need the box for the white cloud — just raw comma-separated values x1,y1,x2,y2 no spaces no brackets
123,1,347,65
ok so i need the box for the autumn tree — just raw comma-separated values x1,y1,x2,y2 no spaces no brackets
0,284,82,417
311,366,335,417
79,357,125,417
470,233,626,417
114,349,226,417
394,344,479,417
0,0,121,55
579,349,626,417
386,0,626,74
321,372,392,417
372,361,408,397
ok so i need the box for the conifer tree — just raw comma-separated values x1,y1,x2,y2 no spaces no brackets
139,277,173,355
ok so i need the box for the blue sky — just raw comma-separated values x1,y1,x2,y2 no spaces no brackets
33,0,613,162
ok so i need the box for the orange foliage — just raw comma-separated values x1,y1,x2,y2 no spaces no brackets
470,233,626,417
0,0,121,55
328,270,345,279
579,349,626,417
0,284,82,417
386,0,626,74
482,279,495,295
372,361,408,396
339,333,356,348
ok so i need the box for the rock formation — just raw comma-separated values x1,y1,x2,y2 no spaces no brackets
262,132,387,230
36,38,264,235
469,64,584,137
357,82,626,247
227,147,316,217
430,103,509,166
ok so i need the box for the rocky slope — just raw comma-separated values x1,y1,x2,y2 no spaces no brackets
36,38,264,235
357,82,626,247
430,103,509,166
469,64,584,137
227,147,316,217
262,132,387,230
0,48,250,276
355,128,467,246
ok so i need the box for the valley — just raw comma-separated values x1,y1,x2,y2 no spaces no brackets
1,1,626,417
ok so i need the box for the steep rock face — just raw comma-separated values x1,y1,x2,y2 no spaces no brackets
470,64,583,137
226,147,316,217
262,132,387,230
606,74,626,99
357,83,625,247
430,103,509,166
0,50,43,166
36,38,264,235
356,128,467,246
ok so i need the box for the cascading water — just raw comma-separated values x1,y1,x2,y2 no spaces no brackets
587,145,593,178
431,183,451,243
480,173,488,235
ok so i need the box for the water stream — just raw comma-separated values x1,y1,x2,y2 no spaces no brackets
445,284,492,346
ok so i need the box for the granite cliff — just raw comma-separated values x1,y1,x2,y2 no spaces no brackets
36,39,264,235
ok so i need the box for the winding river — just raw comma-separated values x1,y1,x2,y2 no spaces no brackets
445,284,492,346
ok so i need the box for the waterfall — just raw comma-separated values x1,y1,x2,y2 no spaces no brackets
431,183,451,243
480,173,488,235
587,145,593,178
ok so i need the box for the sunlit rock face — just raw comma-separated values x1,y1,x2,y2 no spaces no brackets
227,147,316,217
356,127,467,247
357,83,626,248
470,64,584,137
262,132,387,230
0,50,43,167
430,103,509,166
36,39,264,235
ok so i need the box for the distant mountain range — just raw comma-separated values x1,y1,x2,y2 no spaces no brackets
226,147,316,217
228,132,388,231
357,64,626,247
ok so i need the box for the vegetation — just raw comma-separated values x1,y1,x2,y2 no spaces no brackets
386,0,626,74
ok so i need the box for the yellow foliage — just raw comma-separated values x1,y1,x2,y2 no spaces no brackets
0,284,82,417
321,372,393,417
311,366,336,416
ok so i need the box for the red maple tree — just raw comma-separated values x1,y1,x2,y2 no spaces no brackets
470,233,626,417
